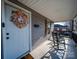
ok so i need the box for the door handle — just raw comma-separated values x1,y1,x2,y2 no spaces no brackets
6,33,10,40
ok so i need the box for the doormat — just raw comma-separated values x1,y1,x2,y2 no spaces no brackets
21,54,34,59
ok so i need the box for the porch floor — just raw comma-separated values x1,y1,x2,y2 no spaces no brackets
64,37,77,59
30,36,77,59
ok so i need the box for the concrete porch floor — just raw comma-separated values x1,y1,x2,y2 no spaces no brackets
64,37,77,59
30,36,77,59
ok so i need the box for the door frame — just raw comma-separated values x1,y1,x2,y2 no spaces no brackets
2,0,32,59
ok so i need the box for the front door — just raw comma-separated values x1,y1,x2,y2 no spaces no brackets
3,4,31,59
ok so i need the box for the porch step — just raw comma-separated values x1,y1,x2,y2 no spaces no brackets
30,40,52,59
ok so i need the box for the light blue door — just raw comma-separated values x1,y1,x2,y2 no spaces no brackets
4,4,30,59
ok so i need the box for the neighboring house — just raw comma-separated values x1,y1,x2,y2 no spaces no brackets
54,24,68,32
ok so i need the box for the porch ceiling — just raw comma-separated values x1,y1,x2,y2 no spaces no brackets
18,0,77,22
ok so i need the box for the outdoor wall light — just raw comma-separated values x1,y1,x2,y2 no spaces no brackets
34,24,40,28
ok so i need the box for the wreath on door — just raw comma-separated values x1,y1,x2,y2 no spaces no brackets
11,9,29,29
